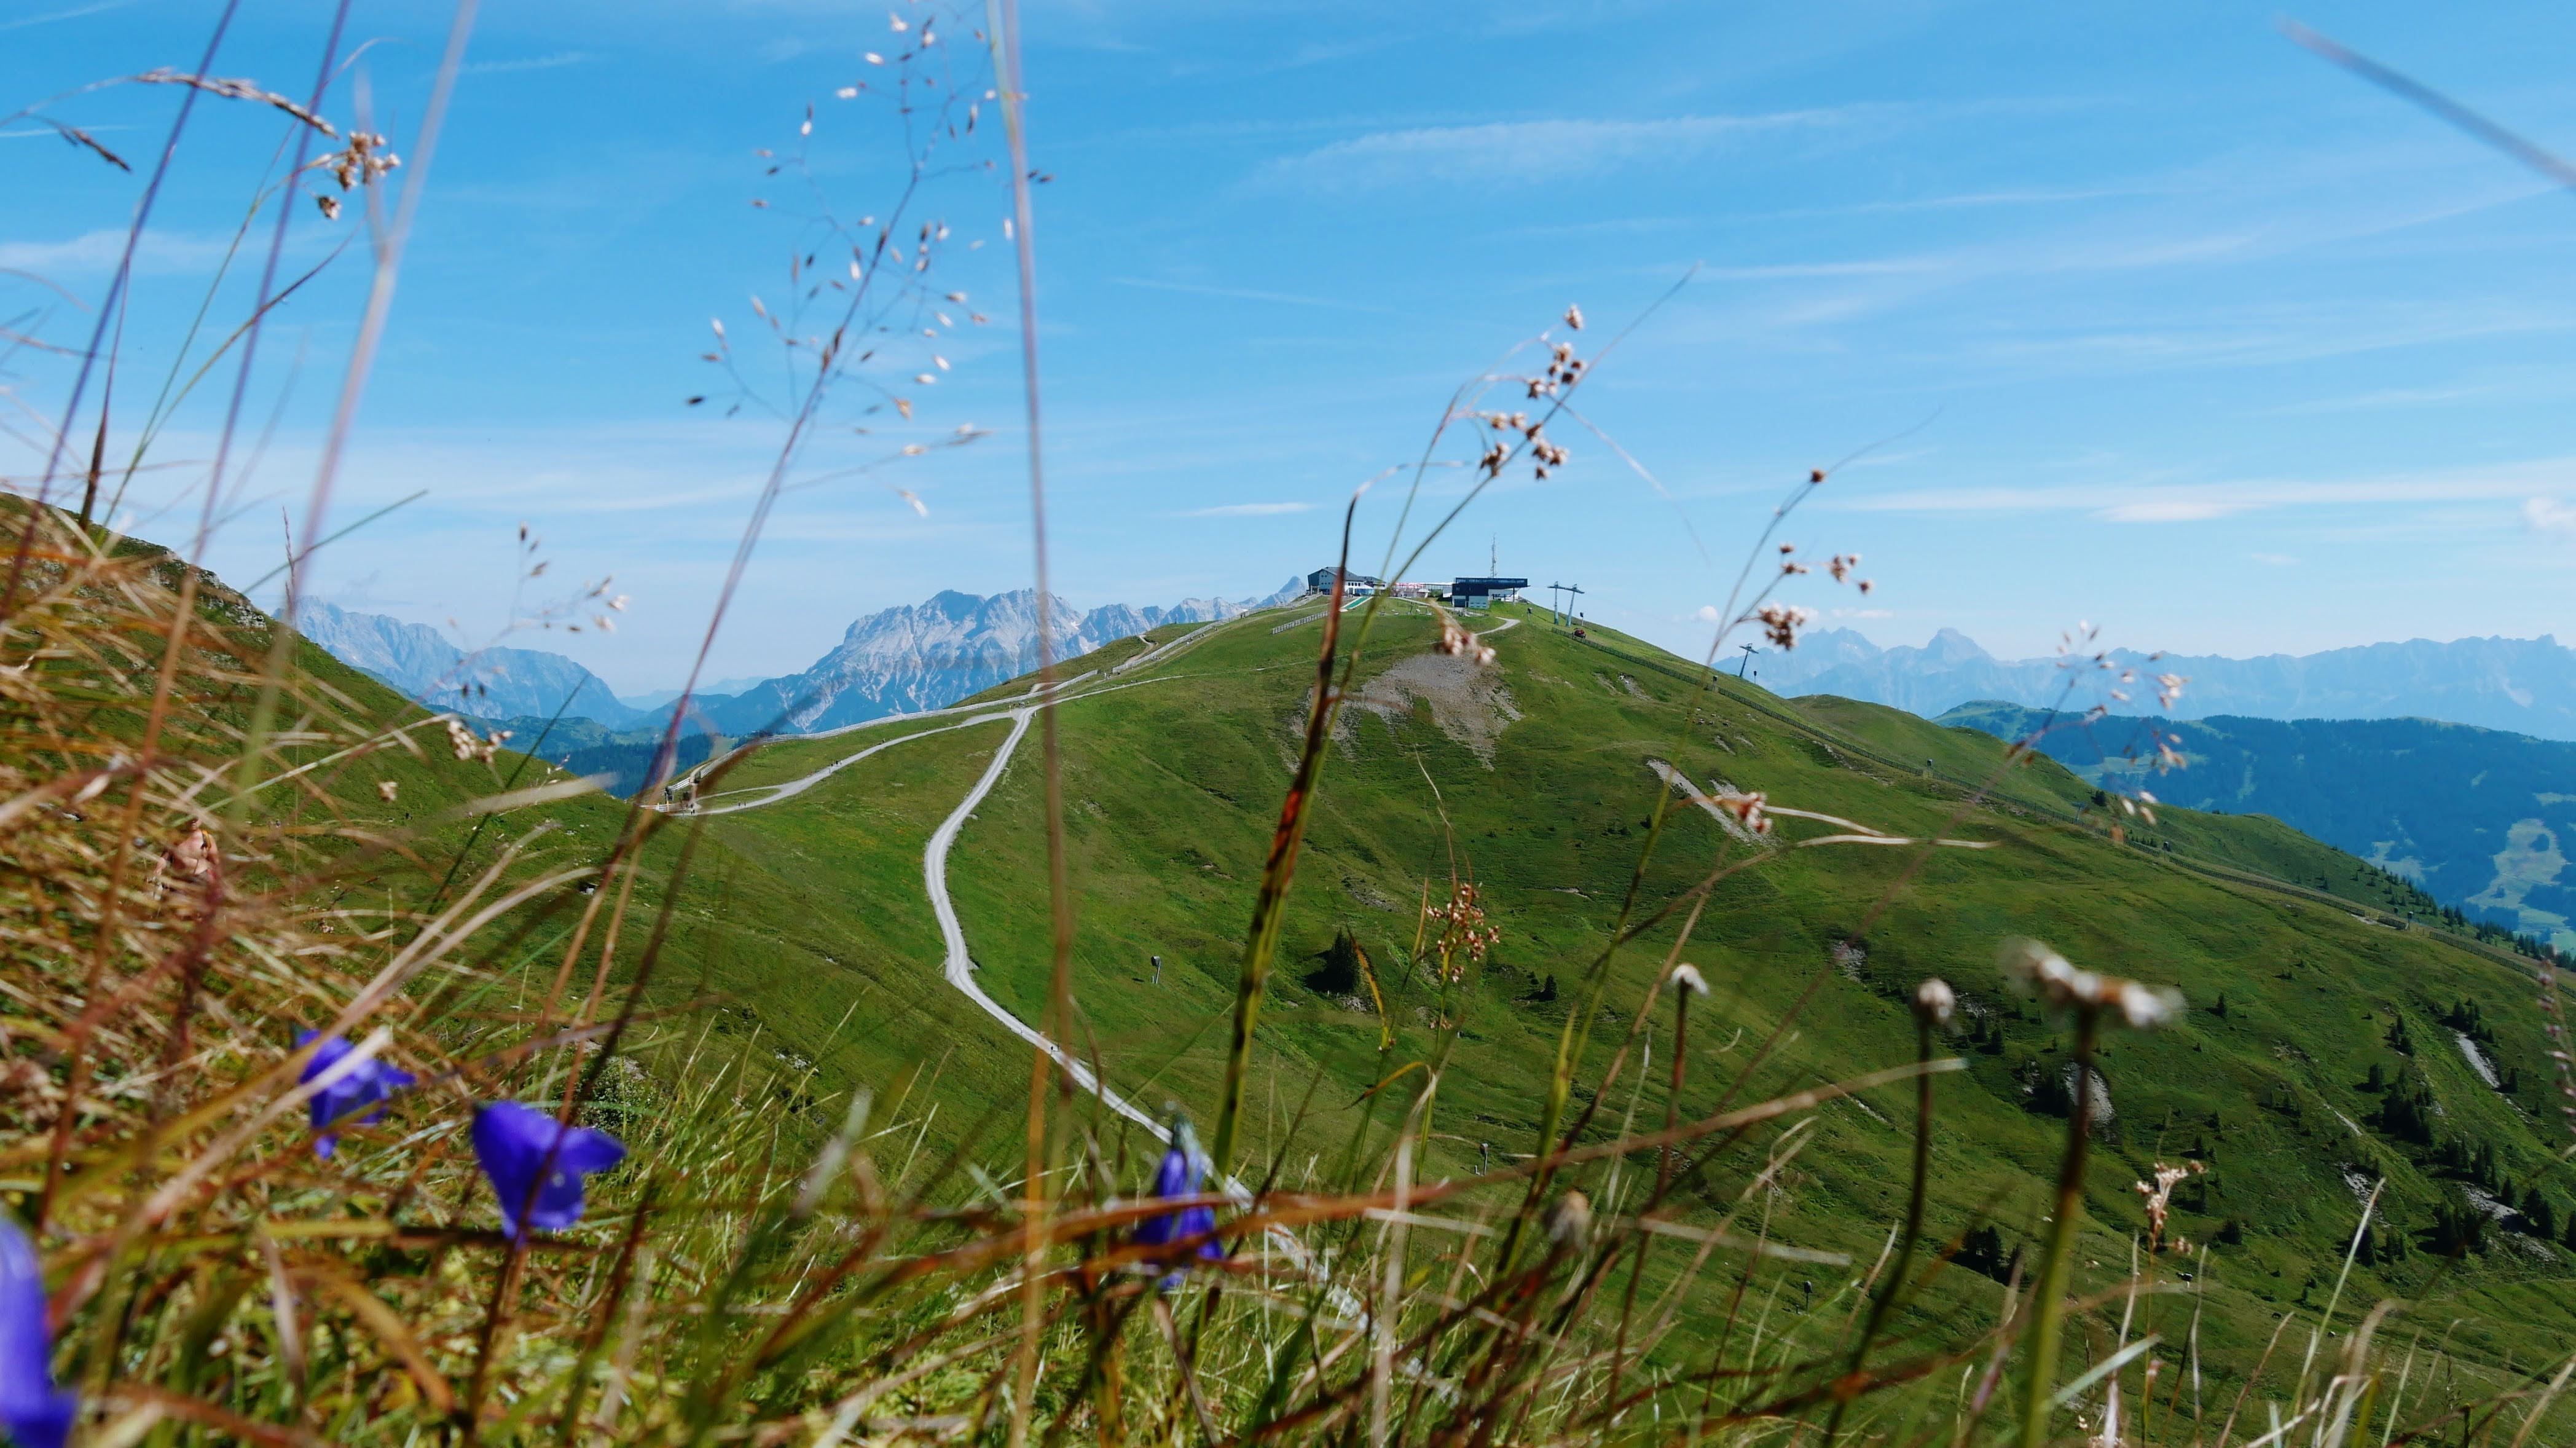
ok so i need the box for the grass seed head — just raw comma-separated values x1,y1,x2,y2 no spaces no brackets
1712,790,1770,835
2134,1160,2202,1252
2000,938,2181,1029
1755,602,1816,650
1545,1190,1592,1249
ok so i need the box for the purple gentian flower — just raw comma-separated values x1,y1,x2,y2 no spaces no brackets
471,1101,626,1240
296,1031,415,1158
1134,1116,1222,1286
0,1214,73,1448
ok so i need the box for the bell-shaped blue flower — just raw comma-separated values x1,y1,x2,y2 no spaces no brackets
1134,1114,1222,1283
0,1214,73,1448
296,1031,415,1158
471,1101,626,1240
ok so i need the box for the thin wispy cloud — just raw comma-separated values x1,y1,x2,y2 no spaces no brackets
1944,302,2575,377
1514,175,2154,241
2255,383,2505,415
1782,184,2167,218
1180,502,1314,517
0,229,242,277
2527,498,2576,535
2,124,136,141
2101,498,2250,522
1846,459,2576,524
465,51,595,77
1700,258,1946,281
1109,277,1399,315
1638,132,2570,374
1245,109,1870,191
1064,111,1494,150
1845,446,1939,470
0,0,136,32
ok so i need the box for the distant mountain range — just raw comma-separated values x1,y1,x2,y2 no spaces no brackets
305,581,1303,790
1759,628,2576,742
1942,702,2576,951
300,600,648,726
681,584,1298,736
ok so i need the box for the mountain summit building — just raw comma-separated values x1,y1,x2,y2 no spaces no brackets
1449,576,1528,609
1301,569,1527,607
1305,567,1383,596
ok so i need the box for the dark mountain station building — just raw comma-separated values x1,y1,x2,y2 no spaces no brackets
1448,576,1528,610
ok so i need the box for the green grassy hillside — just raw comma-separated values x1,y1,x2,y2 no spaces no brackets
33,521,2576,1430
87,525,2569,1411
39,522,1040,1151
1942,701,2576,953
176,562,2576,1393
656,596,2576,1396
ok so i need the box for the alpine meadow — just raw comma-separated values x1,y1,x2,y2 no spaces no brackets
4,4,2576,1448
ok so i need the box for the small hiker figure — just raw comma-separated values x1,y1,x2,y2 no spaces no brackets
1152,954,1163,985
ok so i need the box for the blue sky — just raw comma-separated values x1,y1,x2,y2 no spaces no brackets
8,0,2576,693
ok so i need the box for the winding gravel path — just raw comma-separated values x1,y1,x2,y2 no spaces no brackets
675,607,1523,1171
667,667,1193,1135
689,712,1016,817
907,610,1524,1145
1112,618,1223,675
920,705,1167,1136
